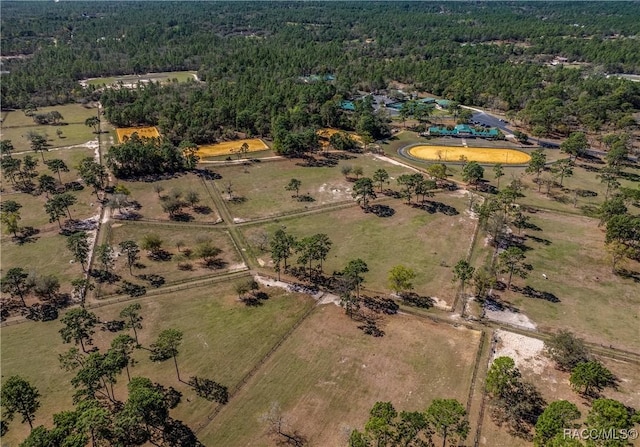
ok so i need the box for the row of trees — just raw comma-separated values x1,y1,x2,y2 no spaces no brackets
349,399,469,447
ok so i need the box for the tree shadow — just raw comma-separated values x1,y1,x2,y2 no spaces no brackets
14,226,40,244
617,268,640,283
148,250,173,262
90,269,121,284
170,212,194,222
367,204,395,217
525,234,551,245
116,211,143,221
511,285,560,303
193,205,212,215
296,194,315,202
413,200,459,216
195,169,222,180
399,292,434,309
201,258,228,270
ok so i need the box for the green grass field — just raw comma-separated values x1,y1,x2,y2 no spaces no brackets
495,211,640,351
1,104,99,152
96,222,243,296
244,192,477,307
202,304,482,446
84,71,197,87
0,282,315,445
212,154,414,221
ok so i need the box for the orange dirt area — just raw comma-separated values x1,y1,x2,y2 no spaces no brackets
197,138,270,157
408,145,531,164
317,128,364,147
115,126,161,143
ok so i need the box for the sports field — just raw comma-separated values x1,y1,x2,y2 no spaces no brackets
115,126,160,143
198,139,270,157
407,145,531,164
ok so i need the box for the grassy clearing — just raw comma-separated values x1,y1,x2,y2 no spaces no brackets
213,154,412,221
202,304,481,446
245,192,476,306
1,124,96,153
116,173,220,222
198,139,270,158
115,126,160,143
0,146,99,228
0,230,86,294
0,282,315,445
1,105,98,152
408,145,531,164
96,222,243,296
1,104,99,128
84,71,197,87
496,211,640,351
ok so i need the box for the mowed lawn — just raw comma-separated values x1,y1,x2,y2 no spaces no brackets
96,222,244,296
212,154,415,221
498,211,640,351
202,304,481,446
1,104,99,152
115,173,220,222
0,282,315,445
246,192,477,307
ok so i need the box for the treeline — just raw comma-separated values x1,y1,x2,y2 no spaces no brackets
3,1,640,113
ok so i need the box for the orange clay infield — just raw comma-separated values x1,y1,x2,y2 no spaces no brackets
197,139,270,157
408,145,531,164
115,126,161,143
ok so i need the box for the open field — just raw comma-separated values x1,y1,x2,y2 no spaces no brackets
407,145,531,164
83,71,198,87
213,154,412,221
115,126,160,143
246,192,476,306
96,222,243,296
489,210,640,351
0,282,315,445
1,104,99,128
202,304,482,446
198,138,270,158
116,172,220,222
0,145,99,227
1,230,88,298
1,104,99,152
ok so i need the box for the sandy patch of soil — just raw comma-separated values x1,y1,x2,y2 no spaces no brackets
484,307,537,330
491,329,550,374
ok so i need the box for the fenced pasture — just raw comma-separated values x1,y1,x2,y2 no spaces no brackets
202,304,482,446
0,104,98,152
490,210,640,351
248,191,477,306
0,283,315,445
213,154,411,221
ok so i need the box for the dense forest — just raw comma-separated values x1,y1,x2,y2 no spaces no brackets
2,2,640,143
